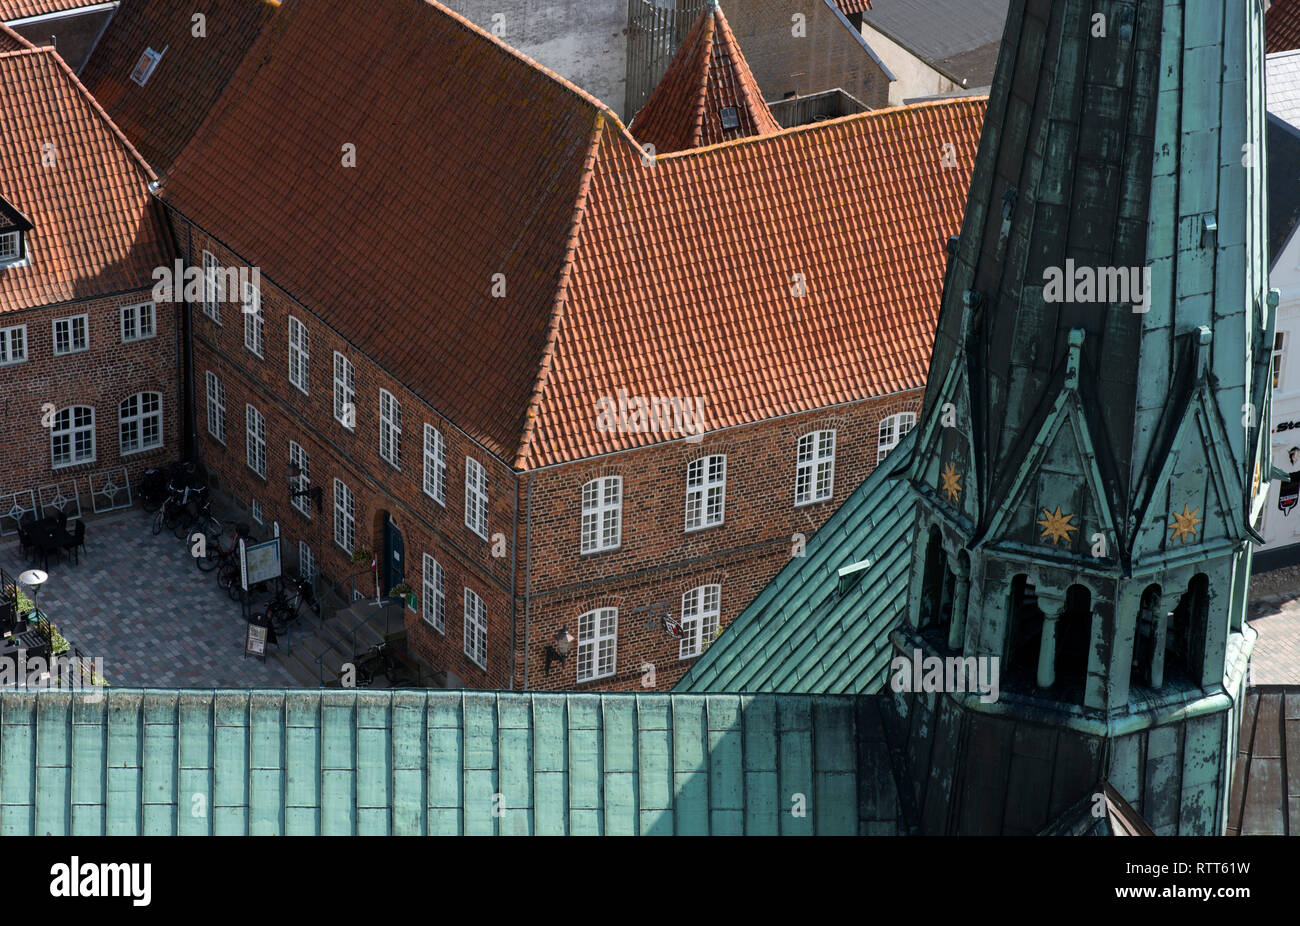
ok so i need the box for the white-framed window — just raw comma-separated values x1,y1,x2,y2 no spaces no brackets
245,404,267,478
795,430,836,505
205,370,225,443
119,391,163,455
576,607,617,682
333,351,354,429
423,424,446,505
129,45,164,86
1273,331,1287,390
580,476,622,553
379,389,401,469
289,440,311,517
51,405,95,468
680,584,721,660
463,588,487,669
201,250,220,322
52,315,88,355
333,478,355,553
288,316,309,394
120,302,156,343
877,413,916,464
298,542,316,585
465,457,489,539
421,553,445,633
0,230,21,264
685,455,726,530
251,499,263,524
0,324,27,365
243,281,263,357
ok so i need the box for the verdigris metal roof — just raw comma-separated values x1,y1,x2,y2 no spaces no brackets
677,434,915,694
0,688,902,835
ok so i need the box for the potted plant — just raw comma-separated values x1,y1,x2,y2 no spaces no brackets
388,582,415,611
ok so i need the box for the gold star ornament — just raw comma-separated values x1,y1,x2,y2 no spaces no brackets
940,462,963,503
1037,506,1077,545
1168,504,1202,544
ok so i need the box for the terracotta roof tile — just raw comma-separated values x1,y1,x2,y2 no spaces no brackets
835,0,873,14
0,0,86,20
1269,0,1300,53
157,0,620,460
157,0,982,469
0,20,31,50
79,0,278,172
0,45,169,313
631,1,781,156
522,97,985,467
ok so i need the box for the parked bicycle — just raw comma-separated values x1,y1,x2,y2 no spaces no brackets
196,521,250,573
252,574,315,633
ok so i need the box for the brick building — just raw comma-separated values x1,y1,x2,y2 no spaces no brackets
0,25,175,530
80,0,982,691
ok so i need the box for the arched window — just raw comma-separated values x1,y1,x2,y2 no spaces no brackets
1130,584,1162,689
51,405,95,468
918,525,947,628
289,441,311,517
119,392,163,456
1056,584,1093,701
1165,574,1208,684
1005,575,1043,684
877,412,916,463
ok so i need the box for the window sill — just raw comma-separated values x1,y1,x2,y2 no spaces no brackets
52,458,96,471
53,348,89,358
580,545,622,556
0,359,27,367
794,497,833,509
290,382,309,398
122,334,157,345
120,443,164,458
422,490,447,508
684,522,724,534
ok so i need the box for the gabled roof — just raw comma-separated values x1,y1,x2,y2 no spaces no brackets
0,688,904,835
79,0,278,173
158,0,984,467
1268,0,1300,54
630,1,780,155
0,0,89,20
677,431,916,693
0,44,168,312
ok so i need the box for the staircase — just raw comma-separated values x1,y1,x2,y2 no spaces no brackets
267,594,443,689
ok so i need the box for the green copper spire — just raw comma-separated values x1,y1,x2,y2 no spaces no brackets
893,0,1265,835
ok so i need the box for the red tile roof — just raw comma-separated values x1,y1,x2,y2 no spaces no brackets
631,1,781,155
834,0,873,14
158,0,983,468
0,0,88,20
0,20,31,50
79,0,278,172
0,44,169,313
1268,0,1300,53
522,98,984,467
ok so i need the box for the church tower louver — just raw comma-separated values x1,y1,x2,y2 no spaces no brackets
892,0,1270,835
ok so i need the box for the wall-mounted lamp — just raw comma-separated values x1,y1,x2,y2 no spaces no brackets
287,461,324,513
545,627,575,674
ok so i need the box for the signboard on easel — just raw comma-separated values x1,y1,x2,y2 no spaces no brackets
245,622,268,659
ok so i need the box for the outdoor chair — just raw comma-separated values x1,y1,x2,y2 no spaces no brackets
63,519,86,565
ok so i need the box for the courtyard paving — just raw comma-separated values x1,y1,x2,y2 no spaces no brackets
0,507,298,688
1246,563,1300,685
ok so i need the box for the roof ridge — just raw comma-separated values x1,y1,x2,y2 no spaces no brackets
652,94,990,163
710,3,780,138
513,114,612,471
4,45,158,184
0,21,35,50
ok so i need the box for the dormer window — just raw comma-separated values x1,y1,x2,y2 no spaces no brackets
0,230,20,266
130,46,166,87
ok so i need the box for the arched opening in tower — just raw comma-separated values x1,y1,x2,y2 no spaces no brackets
919,524,953,634
1130,584,1162,690
1165,574,1209,686
1056,584,1093,703
1005,574,1043,686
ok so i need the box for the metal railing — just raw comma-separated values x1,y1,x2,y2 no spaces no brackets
313,596,403,687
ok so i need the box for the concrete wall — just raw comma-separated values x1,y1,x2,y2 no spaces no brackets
441,0,630,116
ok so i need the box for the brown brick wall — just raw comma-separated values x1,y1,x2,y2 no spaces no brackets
177,220,921,694
0,290,180,507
